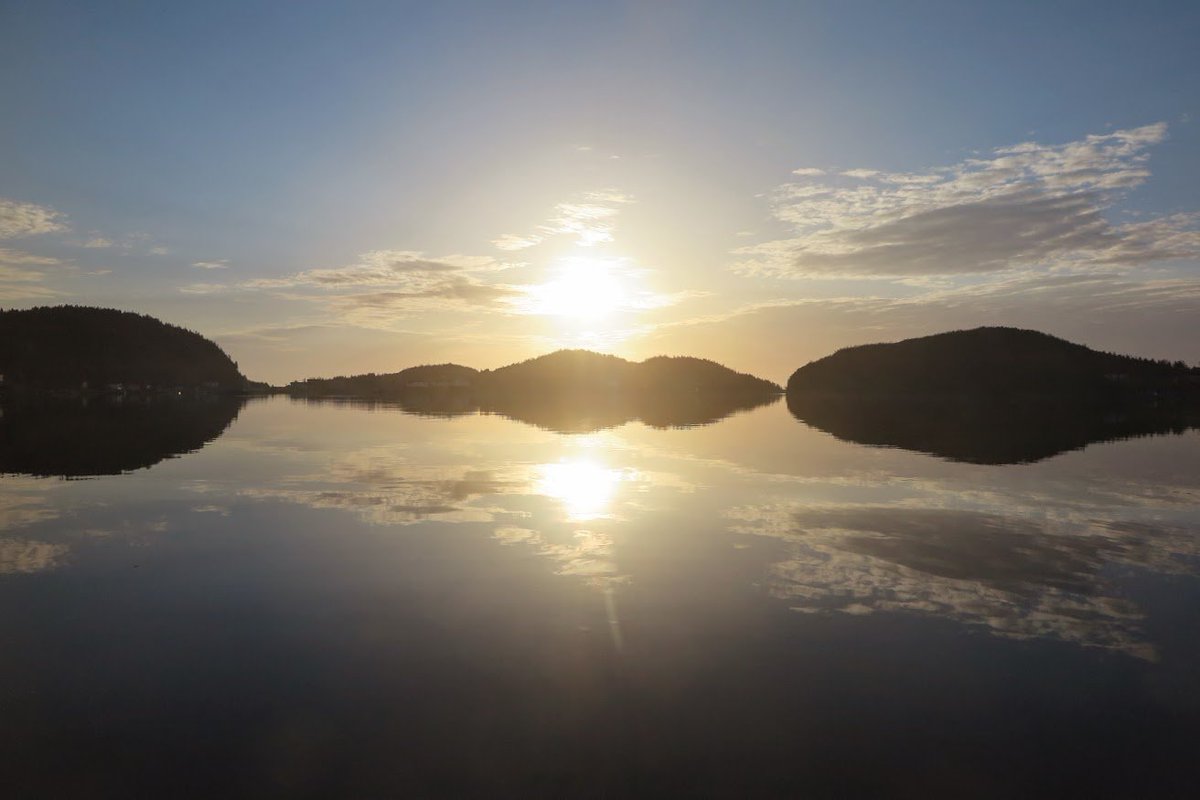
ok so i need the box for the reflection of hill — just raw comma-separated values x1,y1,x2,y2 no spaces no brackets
0,397,245,477
288,350,782,432
291,392,480,419
484,390,780,433
787,391,1200,464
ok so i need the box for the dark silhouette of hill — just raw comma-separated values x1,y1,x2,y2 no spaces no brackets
285,363,478,398
480,351,781,432
0,396,246,477
786,327,1200,463
787,326,1195,396
287,350,782,432
0,306,250,393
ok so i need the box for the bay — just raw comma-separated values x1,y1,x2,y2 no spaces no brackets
2,395,1198,797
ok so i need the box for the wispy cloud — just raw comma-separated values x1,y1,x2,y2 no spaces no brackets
192,259,229,269
241,250,504,290
492,233,545,251
333,279,519,312
0,247,62,300
179,282,228,295
739,123,1199,277
493,189,635,251
0,198,66,239
187,250,519,322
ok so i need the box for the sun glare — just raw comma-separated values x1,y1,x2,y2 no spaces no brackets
535,458,625,521
520,256,630,322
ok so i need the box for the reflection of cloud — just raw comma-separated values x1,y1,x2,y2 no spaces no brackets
740,123,1200,277
0,538,69,574
493,525,626,589
0,197,66,239
728,504,1200,660
191,505,230,515
240,454,529,526
0,491,60,532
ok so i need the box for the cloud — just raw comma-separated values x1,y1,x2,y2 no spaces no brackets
179,282,228,295
544,202,622,246
791,167,826,176
193,250,520,321
0,248,62,300
333,278,519,312
740,123,1198,277
83,236,114,248
0,198,66,239
494,189,635,251
0,248,60,268
192,259,229,269
492,233,544,251
244,250,503,290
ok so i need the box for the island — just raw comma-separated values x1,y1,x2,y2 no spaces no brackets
786,327,1200,463
0,305,264,397
287,350,783,432
0,306,258,476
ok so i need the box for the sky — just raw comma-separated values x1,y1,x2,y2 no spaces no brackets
2,0,1198,385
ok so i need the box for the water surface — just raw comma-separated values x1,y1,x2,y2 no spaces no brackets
2,396,1198,797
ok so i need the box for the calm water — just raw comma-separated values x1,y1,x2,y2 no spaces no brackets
2,395,1199,797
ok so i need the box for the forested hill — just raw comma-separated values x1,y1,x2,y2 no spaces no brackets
288,350,782,399
0,306,247,392
787,327,1198,397
483,350,781,396
286,363,479,397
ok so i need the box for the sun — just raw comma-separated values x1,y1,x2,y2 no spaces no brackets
521,256,630,322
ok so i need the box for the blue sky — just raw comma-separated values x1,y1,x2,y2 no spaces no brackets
2,1,1198,383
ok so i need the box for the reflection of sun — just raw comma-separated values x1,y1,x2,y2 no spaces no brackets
535,459,624,521
521,257,629,322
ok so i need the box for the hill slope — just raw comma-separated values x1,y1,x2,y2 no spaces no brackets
0,306,248,392
482,350,780,397
787,327,1195,397
286,363,478,398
